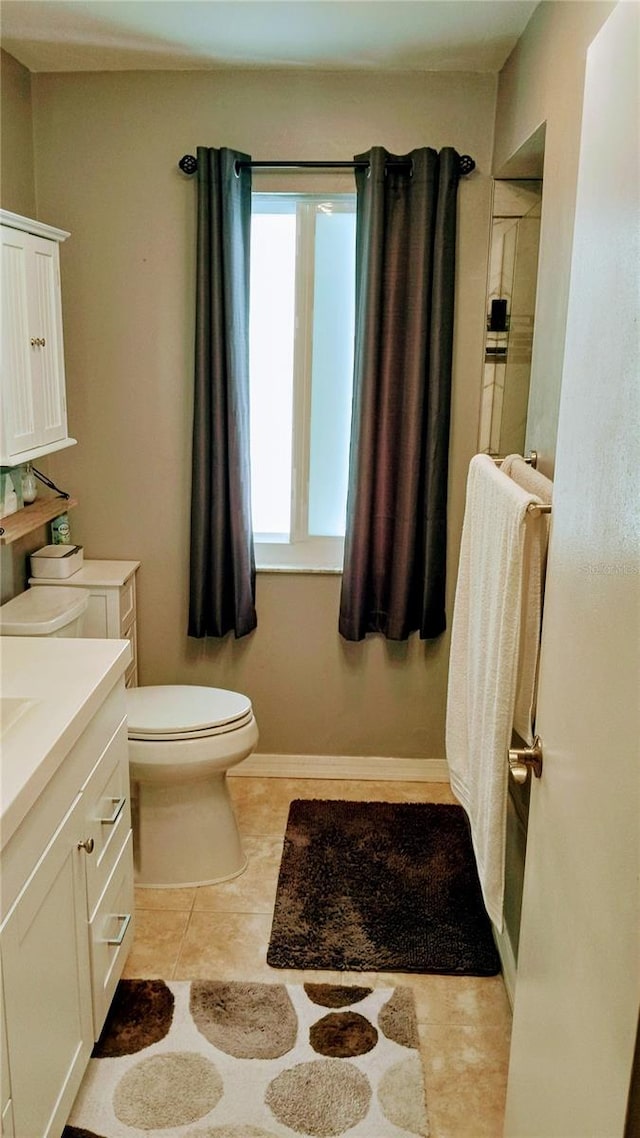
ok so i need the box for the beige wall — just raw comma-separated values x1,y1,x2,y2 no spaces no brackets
0,48,36,217
2,5,616,758
27,68,496,760
0,49,52,604
493,0,614,475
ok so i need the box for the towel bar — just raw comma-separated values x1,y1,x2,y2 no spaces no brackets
489,452,551,515
491,450,538,469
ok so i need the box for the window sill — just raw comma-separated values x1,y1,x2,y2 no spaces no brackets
256,563,342,575
255,537,343,575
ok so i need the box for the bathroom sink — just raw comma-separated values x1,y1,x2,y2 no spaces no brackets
0,697,39,738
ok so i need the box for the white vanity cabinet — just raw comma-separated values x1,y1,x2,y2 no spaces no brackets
0,641,133,1138
1,792,94,1138
29,561,140,688
1,958,15,1138
0,210,76,467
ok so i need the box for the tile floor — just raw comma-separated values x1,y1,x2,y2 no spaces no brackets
123,777,512,1138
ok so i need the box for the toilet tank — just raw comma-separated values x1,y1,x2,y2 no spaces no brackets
0,587,88,637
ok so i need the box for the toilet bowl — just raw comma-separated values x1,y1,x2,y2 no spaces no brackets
126,685,258,887
0,588,258,888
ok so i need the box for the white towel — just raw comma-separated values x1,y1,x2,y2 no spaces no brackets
500,454,553,745
446,454,543,930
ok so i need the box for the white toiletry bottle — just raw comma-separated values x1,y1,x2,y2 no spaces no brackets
22,464,37,504
2,473,18,516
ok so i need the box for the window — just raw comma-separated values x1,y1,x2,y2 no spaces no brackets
249,194,356,570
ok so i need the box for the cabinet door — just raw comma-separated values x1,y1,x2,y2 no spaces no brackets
0,795,93,1138
29,233,68,453
0,959,15,1138
1,229,39,460
0,227,68,464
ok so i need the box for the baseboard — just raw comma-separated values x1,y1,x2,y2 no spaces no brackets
492,920,517,1009
229,753,451,782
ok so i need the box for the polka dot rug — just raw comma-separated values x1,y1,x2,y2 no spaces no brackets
63,979,429,1138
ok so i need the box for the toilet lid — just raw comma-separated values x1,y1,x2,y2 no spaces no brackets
0,587,88,635
125,685,253,741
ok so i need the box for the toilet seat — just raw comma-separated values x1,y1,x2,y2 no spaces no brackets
125,685,253,742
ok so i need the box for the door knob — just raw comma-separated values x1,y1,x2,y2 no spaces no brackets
77,837,95,854
508,737,543,783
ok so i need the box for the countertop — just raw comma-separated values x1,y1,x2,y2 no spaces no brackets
28,559,140,588
0,636,131,850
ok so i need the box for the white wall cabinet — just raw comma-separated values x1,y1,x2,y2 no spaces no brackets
0,210,76,467
29,561,141,687
0,681,134,1138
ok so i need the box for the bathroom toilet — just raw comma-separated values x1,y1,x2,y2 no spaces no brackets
125,685,258,887
0,588,258,888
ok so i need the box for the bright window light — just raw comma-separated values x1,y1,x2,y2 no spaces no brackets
249,205,297,539
249,194,356,569
309,210,356,537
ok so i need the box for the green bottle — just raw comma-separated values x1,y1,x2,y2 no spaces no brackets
51,513,71,544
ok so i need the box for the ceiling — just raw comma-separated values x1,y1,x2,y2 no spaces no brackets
1,0,538,74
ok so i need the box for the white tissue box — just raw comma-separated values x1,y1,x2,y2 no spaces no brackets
30,544,84,579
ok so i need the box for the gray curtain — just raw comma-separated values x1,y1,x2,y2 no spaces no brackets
339,146,460,642
188,147,257,638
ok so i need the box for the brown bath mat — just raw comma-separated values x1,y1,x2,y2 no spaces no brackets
267,799,500,976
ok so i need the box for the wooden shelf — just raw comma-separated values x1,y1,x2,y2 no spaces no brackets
0,497,78,546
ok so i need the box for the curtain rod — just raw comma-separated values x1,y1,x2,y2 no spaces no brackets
178,154,476,177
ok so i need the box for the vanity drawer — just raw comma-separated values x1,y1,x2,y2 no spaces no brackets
119,576,136,635
89,831,134,1039
81,717,132,919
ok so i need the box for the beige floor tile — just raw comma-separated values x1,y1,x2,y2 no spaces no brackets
229,776,457,835
124,776,510,1136
174,911,277,981
193,836,283,914
174,912,392,990
122,910,191,979
134,886,197,911
228,778,302,836
316,968,510,1030
419,1022,510,1138
406,972,512,1028
309,779,458,806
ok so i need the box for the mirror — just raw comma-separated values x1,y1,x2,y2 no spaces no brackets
479,179,543,456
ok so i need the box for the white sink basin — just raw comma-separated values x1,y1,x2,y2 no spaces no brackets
0,697,39,737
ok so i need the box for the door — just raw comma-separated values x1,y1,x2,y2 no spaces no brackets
504,5,640,1136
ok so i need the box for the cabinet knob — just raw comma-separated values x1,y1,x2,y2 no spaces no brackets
77,837,95,854
30,337,46,347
